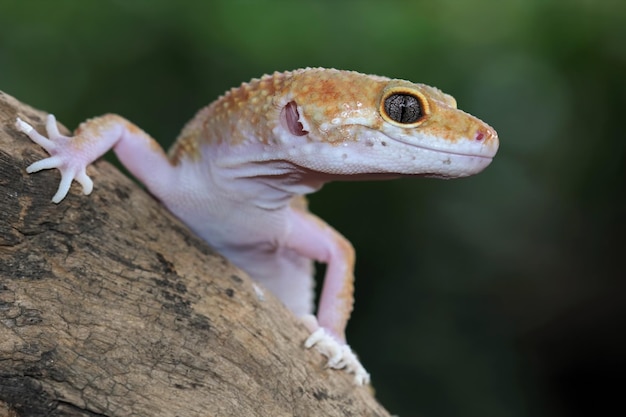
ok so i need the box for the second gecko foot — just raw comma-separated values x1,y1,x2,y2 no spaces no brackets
304,327,370,385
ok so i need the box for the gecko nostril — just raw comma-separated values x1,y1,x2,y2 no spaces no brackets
475,126,496,142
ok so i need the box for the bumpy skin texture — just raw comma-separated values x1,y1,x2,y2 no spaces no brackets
14,68,499,385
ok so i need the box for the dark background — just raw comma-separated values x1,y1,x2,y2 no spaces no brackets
1,1,624,416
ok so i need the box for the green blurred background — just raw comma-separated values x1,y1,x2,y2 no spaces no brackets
1,1,624,416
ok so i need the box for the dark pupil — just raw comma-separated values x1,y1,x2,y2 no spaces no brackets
384,94,422,124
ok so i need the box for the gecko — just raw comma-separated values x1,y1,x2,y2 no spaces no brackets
14,68,499,385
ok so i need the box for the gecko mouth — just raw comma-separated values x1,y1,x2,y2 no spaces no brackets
389,135,497,160
422,146,494,160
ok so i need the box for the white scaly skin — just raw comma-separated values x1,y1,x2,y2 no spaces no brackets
14,68,499,385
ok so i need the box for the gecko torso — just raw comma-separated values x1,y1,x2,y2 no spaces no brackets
15,68,499,385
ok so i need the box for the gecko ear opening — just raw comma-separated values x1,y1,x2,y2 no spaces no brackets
281,101,308,137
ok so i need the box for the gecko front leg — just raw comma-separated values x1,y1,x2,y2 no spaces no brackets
15,114,177,203
285,207,370,385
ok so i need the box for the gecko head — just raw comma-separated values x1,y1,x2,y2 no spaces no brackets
276,71,499,179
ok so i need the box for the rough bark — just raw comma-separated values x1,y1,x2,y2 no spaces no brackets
0,91,389,417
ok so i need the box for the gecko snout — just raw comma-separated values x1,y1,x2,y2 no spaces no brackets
474,125,498,145
472,124,499,158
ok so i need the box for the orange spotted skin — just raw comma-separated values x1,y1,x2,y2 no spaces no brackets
170,68,497,164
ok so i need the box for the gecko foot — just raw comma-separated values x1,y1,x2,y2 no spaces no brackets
16,115,93,203
304,326,371,385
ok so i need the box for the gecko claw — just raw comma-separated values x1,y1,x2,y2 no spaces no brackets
26,155,63,173
45,113,62,137
15,117,33,134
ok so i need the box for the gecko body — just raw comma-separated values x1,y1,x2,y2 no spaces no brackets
15,68,499,385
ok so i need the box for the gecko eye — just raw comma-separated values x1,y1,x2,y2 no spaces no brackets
380,89,429,126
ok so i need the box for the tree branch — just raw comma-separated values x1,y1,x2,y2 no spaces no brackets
0,91,389,417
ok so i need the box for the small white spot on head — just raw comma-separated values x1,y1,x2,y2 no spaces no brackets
331,117,341,125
